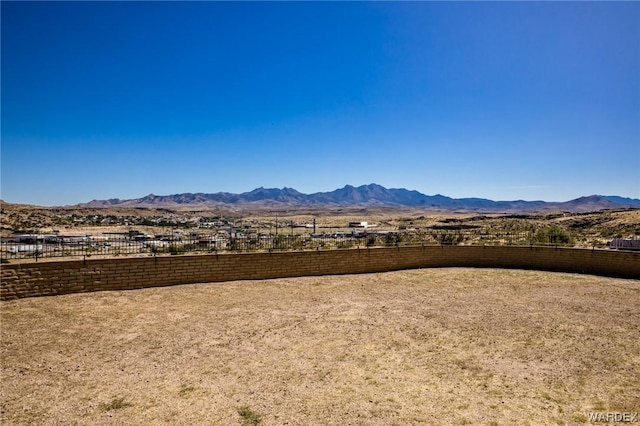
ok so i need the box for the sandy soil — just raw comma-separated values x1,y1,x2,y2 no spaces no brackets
1,268,639,425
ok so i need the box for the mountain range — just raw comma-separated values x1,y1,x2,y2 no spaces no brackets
78,184,640,213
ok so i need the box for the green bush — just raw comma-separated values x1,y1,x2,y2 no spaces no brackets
533,226,574,246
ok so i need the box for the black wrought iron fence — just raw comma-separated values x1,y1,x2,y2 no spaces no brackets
1,229,624,261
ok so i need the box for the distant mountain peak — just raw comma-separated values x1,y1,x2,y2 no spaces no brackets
77,184,640,213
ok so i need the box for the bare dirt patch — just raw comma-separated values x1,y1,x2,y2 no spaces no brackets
1,268,639,425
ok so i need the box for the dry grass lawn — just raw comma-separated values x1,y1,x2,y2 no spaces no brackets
1,268,639,425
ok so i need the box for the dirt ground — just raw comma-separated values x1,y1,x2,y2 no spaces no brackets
1,268,639,425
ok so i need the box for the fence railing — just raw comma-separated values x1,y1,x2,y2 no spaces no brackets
1,230,636,261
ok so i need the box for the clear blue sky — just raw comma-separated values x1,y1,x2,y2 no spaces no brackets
2,1,639,206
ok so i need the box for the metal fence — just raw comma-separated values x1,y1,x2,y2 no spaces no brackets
2,229,632,262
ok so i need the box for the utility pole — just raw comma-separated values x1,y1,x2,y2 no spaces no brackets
271,210,286,237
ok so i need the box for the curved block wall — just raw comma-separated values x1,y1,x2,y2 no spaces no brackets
1,246,638,300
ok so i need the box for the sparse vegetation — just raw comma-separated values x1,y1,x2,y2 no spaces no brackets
272,234,287,250
237,406,263,426
178,384,196,398
433,231,465,245
384,232,403,246
2,269,638,425
100,396,132,411
1,203,638,260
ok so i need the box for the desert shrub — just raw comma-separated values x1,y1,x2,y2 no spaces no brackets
237,406,262,425
245,238,259,249
433,232,463,246
385,233,403,246
337,239,354,249
273,235,284,250
292,239,304,250
168,243,195,254
533,226,574,246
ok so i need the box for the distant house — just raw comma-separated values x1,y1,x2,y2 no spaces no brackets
15,234,59,244
348,221,368,228
608,238,640,251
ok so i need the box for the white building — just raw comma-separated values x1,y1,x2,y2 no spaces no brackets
348,221,368,228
